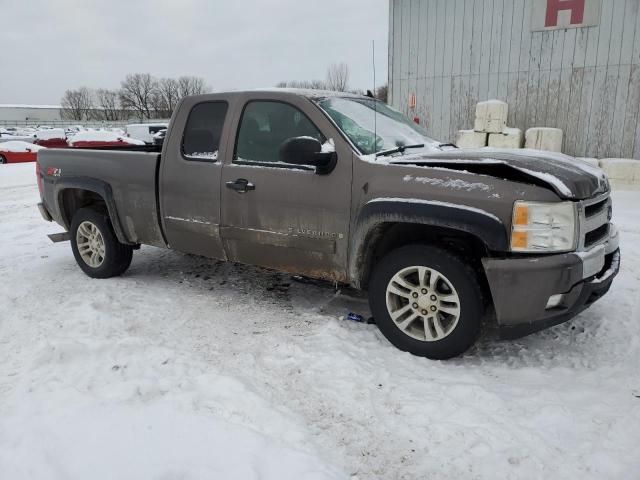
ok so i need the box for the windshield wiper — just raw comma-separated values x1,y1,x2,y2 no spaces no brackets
437,143,458,149
376,143,425,157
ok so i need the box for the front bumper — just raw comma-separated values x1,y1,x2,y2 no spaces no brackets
482,223,620,339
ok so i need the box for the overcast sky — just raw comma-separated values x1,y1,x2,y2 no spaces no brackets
1,0,389,105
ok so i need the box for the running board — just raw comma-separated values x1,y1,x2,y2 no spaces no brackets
48,232,70,243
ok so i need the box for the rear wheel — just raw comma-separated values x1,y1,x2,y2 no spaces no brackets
0,154,7,164
70,207,133,278
369,245,484,359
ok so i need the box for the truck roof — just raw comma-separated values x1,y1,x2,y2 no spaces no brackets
189,88,368,102
248,88,365,99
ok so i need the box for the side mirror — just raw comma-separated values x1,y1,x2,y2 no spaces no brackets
279,136,337,175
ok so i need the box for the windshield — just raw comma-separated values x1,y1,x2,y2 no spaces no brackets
316,97,439,155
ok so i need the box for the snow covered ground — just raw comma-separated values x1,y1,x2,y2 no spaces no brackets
1,163,639,479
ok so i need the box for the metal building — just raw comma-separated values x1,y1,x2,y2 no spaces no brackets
388,0,640,159
0,104,63,123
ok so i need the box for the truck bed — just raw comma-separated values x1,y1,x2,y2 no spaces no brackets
38,148,166,247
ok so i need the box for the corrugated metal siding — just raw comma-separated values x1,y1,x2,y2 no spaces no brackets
388,0,640,159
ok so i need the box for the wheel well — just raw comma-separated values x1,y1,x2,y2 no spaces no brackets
360,223,491,298
59,188,108,228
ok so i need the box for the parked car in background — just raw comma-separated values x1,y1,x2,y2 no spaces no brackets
0,132,36,144
68,131,146,148
65,126,85,137
0,141,44,163
152,128,167,146
125,123,168,144
17,127,37,137
0,127,18,135
34,128,68,148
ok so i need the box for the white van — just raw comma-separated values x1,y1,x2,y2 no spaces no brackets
125,123,168,144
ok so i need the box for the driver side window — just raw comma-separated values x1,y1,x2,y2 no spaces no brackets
234,101,324,164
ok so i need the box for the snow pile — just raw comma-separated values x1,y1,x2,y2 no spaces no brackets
0,140,45,152
0,164,639,479
68,131,145,146
0,340,343,480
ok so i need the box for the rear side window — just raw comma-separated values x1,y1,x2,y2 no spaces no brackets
182,102,228,161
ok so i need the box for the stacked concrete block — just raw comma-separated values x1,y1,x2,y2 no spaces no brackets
488,127,523,149
474,100,508,133
456,129,488,149
525,128,563,152
455,100,567,154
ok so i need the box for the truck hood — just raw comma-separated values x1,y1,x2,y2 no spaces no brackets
389,147,609,200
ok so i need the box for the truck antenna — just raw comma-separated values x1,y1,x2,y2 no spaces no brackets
372,39,377,154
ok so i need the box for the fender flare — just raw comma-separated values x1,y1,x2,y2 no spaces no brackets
349,199,509,288
54,176,132,245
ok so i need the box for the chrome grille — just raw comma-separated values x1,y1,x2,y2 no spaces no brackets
577,191,611,251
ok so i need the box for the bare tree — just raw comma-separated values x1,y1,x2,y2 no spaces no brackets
275,79,327,90
60,87,94,121
95,89,124,121
119,73,157,120
152,78,181,118
376,84,388,103
309,79,327,90
326,63,350,92
177,76,209,98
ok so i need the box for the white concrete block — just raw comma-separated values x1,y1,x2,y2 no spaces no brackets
474,100,508,133
488,127,523,148
599,158,640,182
456,129,488,149
577,157,601,168
525,127,563,152
609,179,640,189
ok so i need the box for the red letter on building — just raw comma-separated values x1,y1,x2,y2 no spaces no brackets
545,0,586,27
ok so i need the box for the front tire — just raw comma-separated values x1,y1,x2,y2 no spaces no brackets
369,245,484,359
70,207,133,278
0,154,7,164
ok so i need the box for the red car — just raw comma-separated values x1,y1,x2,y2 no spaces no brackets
34,129,68,148
68,131,145,148
0,141,44,164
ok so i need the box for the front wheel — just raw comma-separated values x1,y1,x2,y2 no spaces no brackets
70,207,133,278
0,154,7,164
369,245,484,359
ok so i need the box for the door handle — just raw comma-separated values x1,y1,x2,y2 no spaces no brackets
226,178,255,193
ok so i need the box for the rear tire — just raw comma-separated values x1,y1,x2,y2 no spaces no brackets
0,154,7,164
369,244,484,359
70,207,133,278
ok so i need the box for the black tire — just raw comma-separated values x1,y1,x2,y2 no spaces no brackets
369,244,484,359
70,207,133,279
0,154,6,164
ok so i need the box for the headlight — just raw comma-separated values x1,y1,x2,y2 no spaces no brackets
511,201,577,252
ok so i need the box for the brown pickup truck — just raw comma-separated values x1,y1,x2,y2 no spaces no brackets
36,89,620,359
